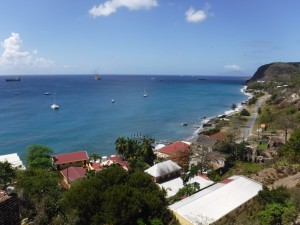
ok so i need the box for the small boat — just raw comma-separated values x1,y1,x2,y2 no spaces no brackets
143,89,148,97
112,99,115,103
44,92,51,95
6,76,21,82
51,93,59,109
51,104,59,110
94,74,101,80
181,122,188,126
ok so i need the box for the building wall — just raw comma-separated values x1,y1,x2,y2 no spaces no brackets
0,194,20,225
57,160,86,170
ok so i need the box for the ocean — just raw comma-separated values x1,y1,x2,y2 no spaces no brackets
0,75,249,158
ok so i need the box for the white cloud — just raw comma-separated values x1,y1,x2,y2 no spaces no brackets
185,3,211,23
89,0,158,17
224,64,242,71
0,33,54,71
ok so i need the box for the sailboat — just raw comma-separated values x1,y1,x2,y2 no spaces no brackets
143,89,148,97
51,93,59,110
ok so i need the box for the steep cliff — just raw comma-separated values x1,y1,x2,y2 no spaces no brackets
247,62,300,83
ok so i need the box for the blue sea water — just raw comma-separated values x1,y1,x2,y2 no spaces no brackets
0,75,248,158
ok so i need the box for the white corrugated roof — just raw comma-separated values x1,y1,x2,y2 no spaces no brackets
158,175,214,198
0,153,26,170
169,175,262,224
145,160,181,178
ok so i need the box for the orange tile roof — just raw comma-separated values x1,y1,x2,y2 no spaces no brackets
159,141,190,156
209,132,228,142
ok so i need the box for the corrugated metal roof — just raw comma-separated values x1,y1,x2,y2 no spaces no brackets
145,160,181,178
0,153,26,170
158,175,214,198
169,175,262,224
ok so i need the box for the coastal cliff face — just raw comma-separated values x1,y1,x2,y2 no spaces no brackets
247,62,300,83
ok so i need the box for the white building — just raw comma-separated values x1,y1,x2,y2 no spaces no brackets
158,175,214,198
0,153,26,170
169,175,262,225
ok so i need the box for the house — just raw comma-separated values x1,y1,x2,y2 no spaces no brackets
157,141,190,159
102,155,129,171
0,189,20,225
60,166,86,188
209,132,228,142
195,135,218,152
0,153,25,170
169,175,262,225
145,160,182,183
158,174,214,198
52,150,89,170
89,162,103,172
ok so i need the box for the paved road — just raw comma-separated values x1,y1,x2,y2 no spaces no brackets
241,94,270,141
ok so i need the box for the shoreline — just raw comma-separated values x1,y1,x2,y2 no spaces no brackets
184,85,252,143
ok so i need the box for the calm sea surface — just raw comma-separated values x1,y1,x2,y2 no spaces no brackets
0,75,248,158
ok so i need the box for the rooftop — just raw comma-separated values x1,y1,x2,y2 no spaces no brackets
52,151,89,165
158,175,214,198
0,153,25,170
159,141,190,156
145,160,181,178
208,132,228,142
169,175,262,224
60,166,86,182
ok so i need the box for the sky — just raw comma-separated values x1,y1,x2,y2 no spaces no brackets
0,0,300,76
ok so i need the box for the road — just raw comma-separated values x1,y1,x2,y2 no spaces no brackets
241,94,270,141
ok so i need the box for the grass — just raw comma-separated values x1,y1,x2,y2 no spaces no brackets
223,161,265,178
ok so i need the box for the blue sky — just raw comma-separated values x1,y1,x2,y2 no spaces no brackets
0,0,299,76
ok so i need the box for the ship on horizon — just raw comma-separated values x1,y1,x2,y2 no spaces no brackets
5,76,21,82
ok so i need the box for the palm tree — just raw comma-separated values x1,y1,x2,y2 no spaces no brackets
89,153,101,163
141,137,156,165
115,137,128,159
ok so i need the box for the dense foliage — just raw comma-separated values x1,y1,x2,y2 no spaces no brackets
240,108,250,116
258,186,297,225
0,160,16,186
200,128,220,136
115,137,156,166
60,165,176,225
25,145,53,169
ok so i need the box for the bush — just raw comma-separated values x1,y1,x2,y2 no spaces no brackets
240,109,250,116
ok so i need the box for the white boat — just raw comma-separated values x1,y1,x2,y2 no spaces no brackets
112,99,115,103
51,104,59,109
143,89,148,97
44,91,51,95
51,93,59,109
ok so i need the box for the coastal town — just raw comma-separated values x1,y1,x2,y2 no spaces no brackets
1,62,300,224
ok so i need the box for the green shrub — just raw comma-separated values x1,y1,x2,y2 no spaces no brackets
240,109,250,116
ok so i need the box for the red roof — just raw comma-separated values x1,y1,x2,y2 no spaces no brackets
209,132,228,142
60,166,86,182
159,141,190,156
90,162,103,171
53,151,89,165
110,155,129,168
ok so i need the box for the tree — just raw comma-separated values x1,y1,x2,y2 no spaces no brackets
26,145,53,169
276,114,298,143
115,137,128,159
0,161,16,186
16,168,62,225
240,109,250,116
60,166,175,225
279,130,300,163
231,103,237,110
89,153,102,163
